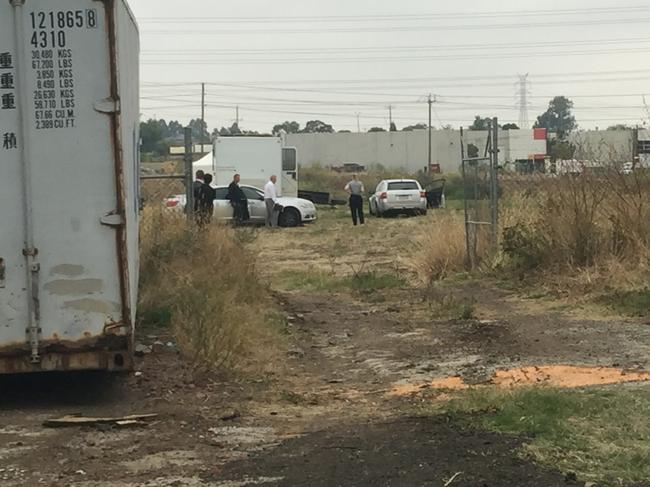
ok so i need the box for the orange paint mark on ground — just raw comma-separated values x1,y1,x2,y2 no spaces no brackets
389,365,650,397
491,365,650,388
389,376,468,396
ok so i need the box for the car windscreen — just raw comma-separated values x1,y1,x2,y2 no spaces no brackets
215,188,229,200
387,181,419,191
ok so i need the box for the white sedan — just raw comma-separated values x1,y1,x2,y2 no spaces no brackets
165,185,317,227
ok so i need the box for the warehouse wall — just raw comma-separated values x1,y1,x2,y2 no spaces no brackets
286,129,545,173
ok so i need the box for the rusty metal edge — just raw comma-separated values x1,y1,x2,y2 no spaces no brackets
0,350,133,374
102,0,133,358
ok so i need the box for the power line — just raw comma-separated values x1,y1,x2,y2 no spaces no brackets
139,6,650,23
141,17,650,35
141,37,650,56
140,46,650,65
140,68,650,87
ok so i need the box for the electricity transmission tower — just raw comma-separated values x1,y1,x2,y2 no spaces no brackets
516,74,531,129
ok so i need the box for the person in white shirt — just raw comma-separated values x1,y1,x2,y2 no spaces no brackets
264,175,280,228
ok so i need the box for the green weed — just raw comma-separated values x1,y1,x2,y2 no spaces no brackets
426,385,650,484
596,288,650,317
278,269,406,293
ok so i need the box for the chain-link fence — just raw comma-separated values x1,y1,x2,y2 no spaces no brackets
459,128,650,273
139,128,195,240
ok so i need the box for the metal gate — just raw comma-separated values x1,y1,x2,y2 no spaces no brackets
460,119,499,269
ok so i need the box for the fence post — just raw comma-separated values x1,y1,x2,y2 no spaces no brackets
490,117,499,255
460,127,472,269
184,127,194,219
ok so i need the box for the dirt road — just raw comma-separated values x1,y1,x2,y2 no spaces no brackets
1,212,649,486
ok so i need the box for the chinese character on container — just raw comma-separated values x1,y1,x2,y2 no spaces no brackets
0,52,13,69
1,93,16,110
3,132,17,150
0,73,14,90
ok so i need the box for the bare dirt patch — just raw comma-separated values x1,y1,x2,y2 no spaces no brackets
2,212,650,486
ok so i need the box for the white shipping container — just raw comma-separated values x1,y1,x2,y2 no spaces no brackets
0,0,139,373
212,136,298,197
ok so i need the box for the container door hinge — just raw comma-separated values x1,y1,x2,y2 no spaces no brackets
100,212,125,228
22,248,38,257
94,97,120,114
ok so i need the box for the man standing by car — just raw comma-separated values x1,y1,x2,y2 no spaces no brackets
196,173,216,227
345,174,365,226
264,175,281,228
226,174,249,225
192,170,205,216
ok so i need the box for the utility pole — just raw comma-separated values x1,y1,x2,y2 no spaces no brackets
235,105,240,126
428,94,433,168
200,82,205,154
388,105,393,131
356,112,361,133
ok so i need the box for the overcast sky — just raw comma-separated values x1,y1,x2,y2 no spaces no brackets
129,0,650,133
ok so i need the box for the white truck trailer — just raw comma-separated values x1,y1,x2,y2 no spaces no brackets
0,0,139,373
207,136,298,197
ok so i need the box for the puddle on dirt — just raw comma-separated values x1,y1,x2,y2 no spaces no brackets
389,365,650,396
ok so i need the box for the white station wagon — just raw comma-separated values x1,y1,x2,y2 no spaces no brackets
369,179,428,217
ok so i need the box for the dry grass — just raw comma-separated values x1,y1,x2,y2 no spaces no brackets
138,204,283,372
411,211,468,283
413,164,650,313
489,169,650,317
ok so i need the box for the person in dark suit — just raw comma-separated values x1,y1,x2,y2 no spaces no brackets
196,173,216,227
226,174,249,225
193,170,205,216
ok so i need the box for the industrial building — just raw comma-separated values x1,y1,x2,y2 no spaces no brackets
286,128,547,174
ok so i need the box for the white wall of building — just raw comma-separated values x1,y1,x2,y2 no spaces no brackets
569,130,635,161
287,129,546,174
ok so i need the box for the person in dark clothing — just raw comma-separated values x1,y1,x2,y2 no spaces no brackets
226,174,249,225
345,174,365,226
193,170,205,216
196,173,216,227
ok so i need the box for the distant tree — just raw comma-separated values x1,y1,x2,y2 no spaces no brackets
188,118,210,143
501,123,520,130
272,121,301,134
368,127,386,133
607,124,633,131
469,116,493,131
534,96,576,139
167,120,184,139
390,122,397,132
218,127,231,136
229,122,242,135
302,120,334,133
140,119,168,156
338,130,352,133
548,139,576,161
402,123,428,131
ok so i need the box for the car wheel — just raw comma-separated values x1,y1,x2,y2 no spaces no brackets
279,207,301,227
